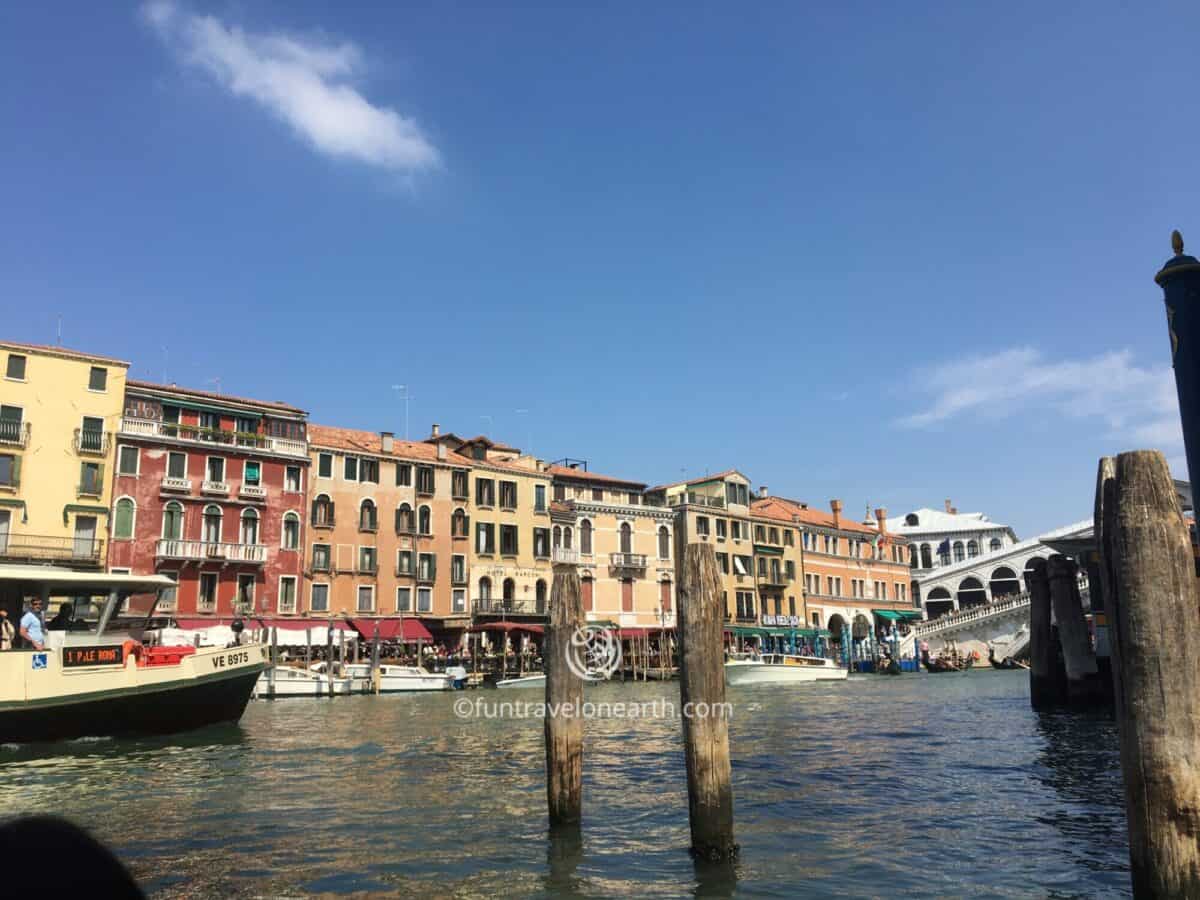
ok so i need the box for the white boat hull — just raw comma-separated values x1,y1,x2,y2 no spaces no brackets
725,657,848,685
346,665,453,692
496,674,546,689
253,667,353,698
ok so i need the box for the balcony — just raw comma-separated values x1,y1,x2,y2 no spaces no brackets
0,420,30,449
758,569,790,587
73,429,110,456
239,484,267,501
668,492,725,509
610,552,648,569
161,475,192,492
201,480,230,496
0,534,104,566
472,598,547,617
119,417,308,459
552,548,579,565
155,539,267,564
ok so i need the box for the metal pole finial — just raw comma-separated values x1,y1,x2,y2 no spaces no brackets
1172,229,1185,256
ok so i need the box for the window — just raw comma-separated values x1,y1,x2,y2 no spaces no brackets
278,577,297,614
312,543,331,571
79,416,105,452
725,483,749,506
5,354,26,380
199,411,220,436
452,589,465,613
397,550,414,575
696,516,710,537
658,526,670,559
236,574,255,613
592,488,603,501
769,528,779,544
755,525,765,542
282,512,300,550
395,503,414,534
953,541,964,563
285,465,302,492
500,524,519,556
244,461,262,486
312,494,334,527
534,528,550,558
784,530,793,546
733,555,750,576
553,484,566,502
79,461,102,495
240,508,260,545
967,540,979,558
317,453,333,478
88,366,107,391
418,505,431,535
715,519,727,540
396,587,412,612
757,557,767,577
397,464,412,486
990,538,1002,552
452,554,467,584
417,553,436,582
451,470,468,498
117,445,139,476
356,585,374,612
535,484,546,512
499,481,517,509
785,560,795,580
716,552,730,574
344,457,359,481
536,580,547,614
476,522,495,554
452,508,468,538
359,547,377,574
360,499,378,531
310,583,329,613
476,478,495,506
203,504,222,543
207,457,225,484
789,596,796,616
619,522,633,554
164,452,185,481
731,521,742,540
479,576,492,601
581,520,592,555
199,573,218,611
360,459,379,484
417,587,432,612
416,466,435,495
563,526,573,549
113,498,135,539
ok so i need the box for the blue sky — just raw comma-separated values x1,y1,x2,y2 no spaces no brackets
1,1,1197,538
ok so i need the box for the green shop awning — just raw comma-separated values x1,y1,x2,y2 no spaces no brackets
62,504,110,524
753,544,783,556
872,609,923,621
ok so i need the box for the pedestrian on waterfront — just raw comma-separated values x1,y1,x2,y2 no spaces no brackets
0,610,14,650
20,598,46,651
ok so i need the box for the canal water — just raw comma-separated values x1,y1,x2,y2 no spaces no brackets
0,671,1129,898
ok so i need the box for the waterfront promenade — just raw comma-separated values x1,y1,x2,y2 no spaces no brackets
0,672,1129,898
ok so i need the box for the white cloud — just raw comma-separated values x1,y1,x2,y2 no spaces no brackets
898,346,1183,454
142,1,439,173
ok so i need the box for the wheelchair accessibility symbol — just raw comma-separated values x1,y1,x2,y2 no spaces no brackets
31,653,47,670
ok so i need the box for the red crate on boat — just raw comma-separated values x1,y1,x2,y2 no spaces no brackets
142,645,198,667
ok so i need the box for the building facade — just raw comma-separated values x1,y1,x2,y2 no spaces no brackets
0,341,129,570
305,425,472,636
107,381,309,616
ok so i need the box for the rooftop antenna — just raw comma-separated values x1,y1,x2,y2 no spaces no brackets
207,376,222,395
391,385,411,441
56,314,62,347
515,408,530,456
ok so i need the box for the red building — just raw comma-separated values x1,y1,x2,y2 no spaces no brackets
107,381,309,617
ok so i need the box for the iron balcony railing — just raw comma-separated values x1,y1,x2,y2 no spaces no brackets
472,598,547,616
119,417,308,459
610,552,648,568
0,534,104,564
757,569,790,587
0,420,30,448
155,539,267,564
73,428,110,455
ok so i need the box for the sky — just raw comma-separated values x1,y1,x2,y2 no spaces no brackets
2,1,1198,539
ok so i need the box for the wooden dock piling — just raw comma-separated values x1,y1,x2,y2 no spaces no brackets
326,627,335,698
1047,555,1103,706
678,542,737,860
1097,449,1200,898
544,562,584,826
1026,558,1060,710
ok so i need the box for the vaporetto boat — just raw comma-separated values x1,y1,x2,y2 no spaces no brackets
0,566,264,744
724,652,848,686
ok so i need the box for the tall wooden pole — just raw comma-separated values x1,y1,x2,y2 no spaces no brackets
1047,555,1102,706
1102,449,1200,898
679,542,737,860
326,626,335,698
544,562,583,826
1026,558,1058,710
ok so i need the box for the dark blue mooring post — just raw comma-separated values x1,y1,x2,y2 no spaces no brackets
1156,231,1200,571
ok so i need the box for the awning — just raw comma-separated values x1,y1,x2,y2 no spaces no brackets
174,616,352,632
753,545,783,556
617,627,674,638
872,609,923,621
468,621,544,635
347,617,434,641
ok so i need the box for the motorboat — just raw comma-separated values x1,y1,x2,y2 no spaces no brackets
252,662,353,699
345,663,453,692
0,566,264,743
724,652,848,685
495,673,546,689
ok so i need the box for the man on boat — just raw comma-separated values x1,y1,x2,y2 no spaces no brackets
20,598,45,651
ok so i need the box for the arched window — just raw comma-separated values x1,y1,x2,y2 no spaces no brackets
952,541,964,562
503,578,515,601
620,522,632,554
967,540,979,558
990,538,1002,552
920,544,932,569
282,511,300,550
580,520,592,555
240,508,260,545
162,501,184,541
452,507,467,538
552,525,562,549
113,497,135,540
312,494,333,527
479,576,492,601
203,504,222,543
535,579,547,613
418,505,431,536
910,545,919,568
938,543,952,566
360,499,377,531
658,526,670,560
563,526,572,550
396,503,413,534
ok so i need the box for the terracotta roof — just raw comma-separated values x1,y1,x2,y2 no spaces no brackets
127,380,306,416
647,469,745,493
308,424,464,464
545,464,646,490
751,496,906,541
0,339,130,367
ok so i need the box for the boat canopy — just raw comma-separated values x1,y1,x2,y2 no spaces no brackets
0,565,175,596
871,609,923,621
726,625,830,638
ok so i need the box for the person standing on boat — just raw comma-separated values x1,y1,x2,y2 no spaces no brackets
0,610,14,650
20,598,45,651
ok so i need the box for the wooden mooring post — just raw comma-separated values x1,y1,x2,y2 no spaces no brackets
544,562,583,827
678,542,737,860
1096,449,1200,898
1026,558,1061,710
326,626,335,698
1047,555,1103,706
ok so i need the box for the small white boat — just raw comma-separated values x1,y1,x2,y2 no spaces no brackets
253,663,353,698
345,663,453,692
496,674,545,689
725,653,848,686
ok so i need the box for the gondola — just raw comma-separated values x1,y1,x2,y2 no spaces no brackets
987,647,1029,670
921,648,975,674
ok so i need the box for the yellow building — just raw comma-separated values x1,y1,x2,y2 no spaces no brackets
0,341,129,568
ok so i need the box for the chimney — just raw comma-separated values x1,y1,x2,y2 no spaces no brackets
950,506,958,515
432,423,440,438
758,485,768,499
380,431,394,453
437,443,447,461
944,498,952,513
874,507,887,534
830,499,842,528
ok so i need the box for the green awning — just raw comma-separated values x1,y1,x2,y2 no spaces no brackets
872,609,923,621
0,499,25,509
753,544,783,556
63,504,110,524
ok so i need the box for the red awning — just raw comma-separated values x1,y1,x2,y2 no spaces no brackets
347,617,434,641
468,622,544,635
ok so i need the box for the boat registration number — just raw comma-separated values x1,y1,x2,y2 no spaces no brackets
212,650,252,669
